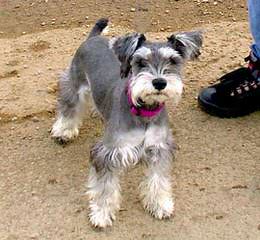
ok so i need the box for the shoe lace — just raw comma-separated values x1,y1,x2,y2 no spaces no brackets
230,79,260,96
230,54,260,97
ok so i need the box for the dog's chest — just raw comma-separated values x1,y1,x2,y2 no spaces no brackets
117,125,168,149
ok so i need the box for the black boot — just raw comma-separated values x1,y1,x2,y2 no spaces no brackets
198,52,260,118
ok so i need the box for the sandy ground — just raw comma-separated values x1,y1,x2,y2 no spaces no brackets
0,0,247,38
0,1,260,240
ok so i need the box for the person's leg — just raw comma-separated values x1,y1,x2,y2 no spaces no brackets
248,0,260,59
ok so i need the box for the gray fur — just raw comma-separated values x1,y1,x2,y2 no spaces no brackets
168,31,203,60
112,33,146,77
51,18,203,227
90,141,142,172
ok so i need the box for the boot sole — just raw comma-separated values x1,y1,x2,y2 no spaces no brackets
198,95,258,118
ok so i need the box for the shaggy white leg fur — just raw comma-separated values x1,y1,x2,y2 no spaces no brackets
51,115,80,141
87,167,121,228
140,162,174,219
51,86,89,142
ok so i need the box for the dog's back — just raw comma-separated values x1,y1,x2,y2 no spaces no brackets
70,19,121,113
80,38,121,107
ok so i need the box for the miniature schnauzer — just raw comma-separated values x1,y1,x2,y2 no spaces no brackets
51,18,202,228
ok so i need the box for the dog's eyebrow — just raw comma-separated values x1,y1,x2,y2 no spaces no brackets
158,47,180,59
133,47,152,59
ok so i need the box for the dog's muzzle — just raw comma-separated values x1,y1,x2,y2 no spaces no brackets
152,78,167,91
126,79,164,118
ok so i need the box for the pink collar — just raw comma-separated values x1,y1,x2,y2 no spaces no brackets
126,80,164,118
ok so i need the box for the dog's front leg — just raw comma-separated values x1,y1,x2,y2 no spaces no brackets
87,142,122,228
140,136,175,219
87,166,120,228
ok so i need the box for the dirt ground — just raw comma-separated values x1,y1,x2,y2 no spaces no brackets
0,0,259,240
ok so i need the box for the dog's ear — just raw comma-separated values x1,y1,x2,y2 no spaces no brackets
167,31,203,61
112,33,146,78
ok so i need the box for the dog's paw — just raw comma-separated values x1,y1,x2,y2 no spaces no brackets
51,128,79,144
89,205,115,228
51,117,79,143
143,196,174,219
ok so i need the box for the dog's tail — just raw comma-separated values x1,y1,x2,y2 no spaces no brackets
87,18,109,39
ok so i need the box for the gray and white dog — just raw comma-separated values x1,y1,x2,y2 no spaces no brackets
51,18,202,228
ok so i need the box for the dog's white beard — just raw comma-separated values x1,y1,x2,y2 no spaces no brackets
164,74,183,106
130,72,183,106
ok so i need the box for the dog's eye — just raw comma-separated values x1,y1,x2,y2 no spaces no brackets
163,69,171,74
169,57,180,65
137,59,147,68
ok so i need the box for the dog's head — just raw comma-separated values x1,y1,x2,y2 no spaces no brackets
111,31,203,107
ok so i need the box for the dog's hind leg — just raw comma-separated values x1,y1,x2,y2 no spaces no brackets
51,64,90,143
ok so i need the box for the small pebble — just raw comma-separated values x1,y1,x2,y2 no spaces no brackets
12,117,18,121
130,7,136,12
30,233,39,240
32,116,40,122
48,178,58,184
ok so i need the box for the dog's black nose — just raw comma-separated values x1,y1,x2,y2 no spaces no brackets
152,78,167,90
